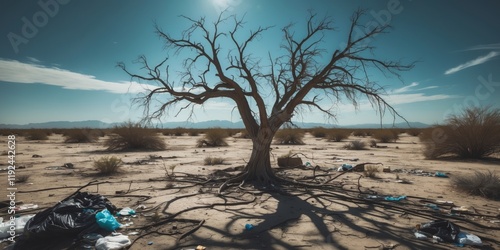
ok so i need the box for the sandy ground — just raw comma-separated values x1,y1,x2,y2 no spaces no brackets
0,132,499,250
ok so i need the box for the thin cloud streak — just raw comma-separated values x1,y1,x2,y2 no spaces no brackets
444,51,499,75
464,43,500,51
392,82,419,93
0,59,157,94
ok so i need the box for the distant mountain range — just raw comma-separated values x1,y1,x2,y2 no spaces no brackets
0,120,430,129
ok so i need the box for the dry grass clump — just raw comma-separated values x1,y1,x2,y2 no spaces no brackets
64,128,99,143
310,127,328,138
451,170,500,200
406,128,422,136
420,106,500,159
372,129,399,143
343,140,367,150
364,165,379,178
274,128,305,145
93,156,122,175
204,156,225,165
16,174,31,183
352,129,372,137
187,129,200,136
196,128,228,147
25,129,50,140
105,122,166,151
326,129,351,142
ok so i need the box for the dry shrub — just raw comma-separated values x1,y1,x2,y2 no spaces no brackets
421,107,500,159
343,140,366,150
105,122,166,151
451,170,500,200
64,128,99,143
274,128,305,145
187,129,200,136
372,129,399,143
204,156,225,165
196,128,228,147
364,165,379,178
25,130,50,140
406,128,422,136
311,127,328,138
94,156,122,175
326,129,351,142
16,174,31,183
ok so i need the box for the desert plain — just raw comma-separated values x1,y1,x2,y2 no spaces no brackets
0,130,499,250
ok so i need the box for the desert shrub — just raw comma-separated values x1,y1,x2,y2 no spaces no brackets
364,165,379,178
64,128,99,143
16,174,31,183
25,130,49,140
343,140,366,150
274,128,305,145
311,127,328,138
94,156,122,175
372,129,399,143
451,170,500,200
187,129,200,136
326,129,351,142
406,128,422,136
196,128,228,147
421,107,500,159
204,156,225,165
369,139,377,148
105,122,166,151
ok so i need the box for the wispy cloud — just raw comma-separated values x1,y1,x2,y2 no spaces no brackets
392,82,419,93
0,58,157,94
463,43,500,51
445,51,499,75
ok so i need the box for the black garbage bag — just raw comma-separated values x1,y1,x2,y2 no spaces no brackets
13,191,117,250
418,219,460,243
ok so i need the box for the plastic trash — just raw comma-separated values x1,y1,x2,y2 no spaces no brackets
0,215,35,239
96,209,121,231
418,219,460,243
456,231,482,246
426,204,440,210
384,195,406,201
414,231,428,240
95,233,131,250
435,172,448,178
82,233,103,245
341,164,353,171
245,224,254,231
117,207,136,216
16,204,38,211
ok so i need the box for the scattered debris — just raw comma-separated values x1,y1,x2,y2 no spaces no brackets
95,233,131,250
32,154,42,158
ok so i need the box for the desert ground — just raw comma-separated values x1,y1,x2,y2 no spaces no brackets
1,131,499,250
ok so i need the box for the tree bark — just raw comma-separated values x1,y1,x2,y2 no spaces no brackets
244,126,277,185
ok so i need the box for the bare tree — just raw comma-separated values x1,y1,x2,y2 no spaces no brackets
118,10,414,188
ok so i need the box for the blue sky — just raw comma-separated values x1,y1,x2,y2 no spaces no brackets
1,0,499,126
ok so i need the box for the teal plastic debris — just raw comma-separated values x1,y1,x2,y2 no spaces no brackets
96,209,121,231
435,172,448,178
384,195,407,201
245,224,254,230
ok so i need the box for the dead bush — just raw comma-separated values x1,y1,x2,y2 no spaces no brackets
451,170,500,200
406,128,422,136
343,140,366,150
204,156,225,165
196,128,228,147
421,106,500,159
326,129,351,142
105,122,166,151
16,174,31,183
372,129,399,143
310,127,328,138
274,128,305,145
94,156,122,175
64,128,99,143
25,130,50,140
364,165,379,178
